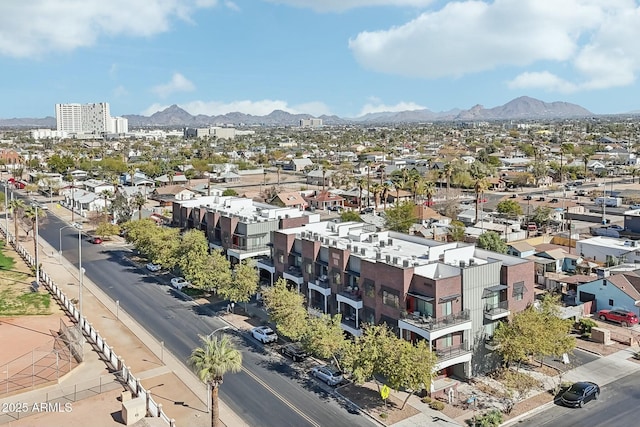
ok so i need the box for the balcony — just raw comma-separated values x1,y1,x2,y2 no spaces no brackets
336,287,363,310
434,342,473,371
484,337,500,351
227,242,270,259
398,310,472,341
308,276,331,296
256,257,275,274
283,266,304,286
484,300,510,321
340,316,362,337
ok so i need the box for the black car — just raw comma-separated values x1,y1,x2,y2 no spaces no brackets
560,381,600,408
524,195,532,201
281,343,309,362
360,207,374,214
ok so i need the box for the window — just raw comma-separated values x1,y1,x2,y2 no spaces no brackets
382,289,399,308
513,281,526,301
363,280,375,298
609,299,614,306
278,254,284,264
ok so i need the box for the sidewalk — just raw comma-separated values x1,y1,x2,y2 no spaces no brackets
2,199,247,427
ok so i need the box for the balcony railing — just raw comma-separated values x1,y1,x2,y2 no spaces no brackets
284,266,303,278
228,243,270,253
485,300,509,315
402,309,470,331
434,342,471,361
314,276,331,289
338,286,362,301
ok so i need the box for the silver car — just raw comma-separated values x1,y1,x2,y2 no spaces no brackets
311,365,343,386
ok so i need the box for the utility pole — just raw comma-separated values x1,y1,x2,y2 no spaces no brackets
34,205,40,285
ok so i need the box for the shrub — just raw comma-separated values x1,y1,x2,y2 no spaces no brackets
578,318,597,335
473,409,503,427
429,401,445,411
379,412,388,419
421,396,432,404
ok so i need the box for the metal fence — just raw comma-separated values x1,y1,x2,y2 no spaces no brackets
1,226,176,426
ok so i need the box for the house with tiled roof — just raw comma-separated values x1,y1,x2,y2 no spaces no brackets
304,190,344,211
270,192,307,210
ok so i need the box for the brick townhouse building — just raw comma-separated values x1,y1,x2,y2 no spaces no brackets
272,220,534,383
172,195,317,283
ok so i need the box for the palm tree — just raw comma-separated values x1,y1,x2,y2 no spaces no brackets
443,163,454,198
469,163,488,223
132,192,147,220
189,335,242,427
370,183,381,210
424,181,437,206
9,199,25,242
381,181,392,211
365,160,372,207
22,205,46,258
357,178,365,211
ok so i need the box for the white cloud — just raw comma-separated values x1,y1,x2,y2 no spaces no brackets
151,73,196,98
358,99,426,116
264,0,434,13
349,0,640,93
224,1,241,12
142,99,332,116
0,1,219,58
507,71,577,93
113,85,129,98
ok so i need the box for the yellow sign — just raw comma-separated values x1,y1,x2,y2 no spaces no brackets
380,385,390,400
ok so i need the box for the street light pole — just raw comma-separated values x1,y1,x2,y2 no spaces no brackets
34,205,40,285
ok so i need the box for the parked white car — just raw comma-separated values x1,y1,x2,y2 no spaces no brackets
170,277,190,290
251,326,278,344
311,365,344,386
146,263,161,272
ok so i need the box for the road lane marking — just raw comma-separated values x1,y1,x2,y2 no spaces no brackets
241,366,322,427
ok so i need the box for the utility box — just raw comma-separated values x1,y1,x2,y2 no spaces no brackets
122,396,145,425
591,327,612,345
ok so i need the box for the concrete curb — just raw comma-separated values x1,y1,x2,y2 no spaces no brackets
500,397,560,426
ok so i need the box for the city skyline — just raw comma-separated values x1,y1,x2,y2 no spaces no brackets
1,1,640,119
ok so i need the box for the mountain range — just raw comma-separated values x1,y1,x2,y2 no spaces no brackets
0,96,604,128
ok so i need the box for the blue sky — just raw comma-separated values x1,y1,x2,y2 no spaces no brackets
2,0,640,120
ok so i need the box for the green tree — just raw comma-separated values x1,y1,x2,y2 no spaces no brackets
530,206,552,226
132,192,147,221
47,154,75,174
383,339,437,409
95,222,120,239
301,314,345,368
9,199,25,241
109,191,132,224
496,199,523,217
477,231,507,253
222,189,238,196
384,201,417,233
189,335,242,427
261,278,308,341
448,220,466,242
217,259,258,308
340,211,362,222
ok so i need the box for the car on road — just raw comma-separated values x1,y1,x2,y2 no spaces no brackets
251,326,278,344
281,343,309,362
524,195,532,201
311,365,344,386
550,198,559,203
89,237,103,244
170,277,190,290
146,263,162,272
597,309,639,327
630,204,640,210
608,224,624,231
560,381,600,408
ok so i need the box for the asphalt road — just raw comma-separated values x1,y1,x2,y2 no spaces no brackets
12,193,374,427
515,370,640,427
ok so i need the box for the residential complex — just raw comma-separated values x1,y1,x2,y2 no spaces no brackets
271,220,534,382
55,102,128,135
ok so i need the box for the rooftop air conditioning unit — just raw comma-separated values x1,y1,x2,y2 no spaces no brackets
376,252,381,260
347,244,352,250
353,245,358,253
388,238,393,246
393,257,399,265
403,259,410,267
380,241,385,247
469,259,475,265
371,234,379,243
360,248,366,255
385,255,391,263
459,260,466,268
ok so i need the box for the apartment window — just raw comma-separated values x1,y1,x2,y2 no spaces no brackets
306,264,312,274
382,288,399,309
333,273,341,285
513,281,526,301
278,254,284,264
363,280,375,298
609,299,614,306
